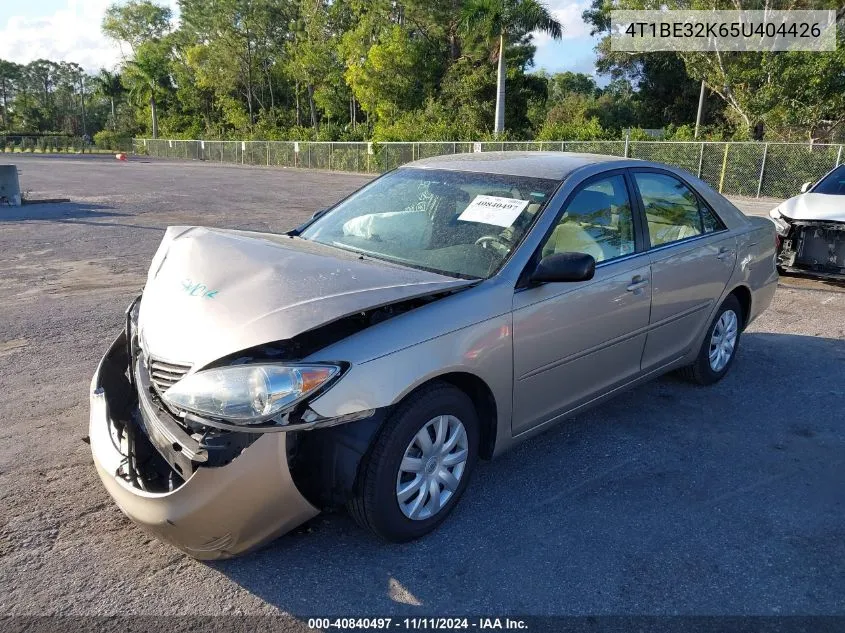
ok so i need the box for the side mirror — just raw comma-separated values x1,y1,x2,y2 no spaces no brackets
800,182,813,193
530,252,596,284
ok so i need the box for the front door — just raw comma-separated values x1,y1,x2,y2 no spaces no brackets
511,173,652,435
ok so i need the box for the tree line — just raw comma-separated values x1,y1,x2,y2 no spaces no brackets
0,59,105,137
1,0,843,147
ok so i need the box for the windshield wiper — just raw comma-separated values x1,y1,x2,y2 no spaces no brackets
317,241,482,280
287,208,330,237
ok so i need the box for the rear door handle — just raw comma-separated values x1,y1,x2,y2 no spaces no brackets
717,247,735,260
626,276,650,292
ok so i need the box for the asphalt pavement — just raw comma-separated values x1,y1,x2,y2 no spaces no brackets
0,155,843,619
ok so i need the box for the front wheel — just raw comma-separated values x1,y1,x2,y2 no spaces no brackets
348,382,479,542
678,294,743,385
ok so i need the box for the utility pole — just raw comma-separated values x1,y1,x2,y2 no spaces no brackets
694,80,705,139
494,32,506,137
79,75,87,137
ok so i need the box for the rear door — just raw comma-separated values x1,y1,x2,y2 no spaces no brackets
629,169,737,371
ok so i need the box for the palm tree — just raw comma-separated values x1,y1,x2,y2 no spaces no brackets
461,0,562,136
92,69,124,130
124,59,165,138
126,60,158,138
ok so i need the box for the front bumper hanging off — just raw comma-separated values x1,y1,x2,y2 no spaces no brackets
89,331,319,560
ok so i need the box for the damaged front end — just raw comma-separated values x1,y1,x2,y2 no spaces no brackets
774,218,845,280
91,279,461,558
89,298,323,559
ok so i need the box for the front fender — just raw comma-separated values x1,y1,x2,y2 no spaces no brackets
306,312,514,456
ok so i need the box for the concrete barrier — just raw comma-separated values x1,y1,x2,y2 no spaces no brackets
0,164,21,206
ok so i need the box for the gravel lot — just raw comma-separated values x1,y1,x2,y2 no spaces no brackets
1,155,843,619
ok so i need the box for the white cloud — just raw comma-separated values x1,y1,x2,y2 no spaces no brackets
534,0,593,45
530,0,601,75
0,0,179,73
1,0,591,76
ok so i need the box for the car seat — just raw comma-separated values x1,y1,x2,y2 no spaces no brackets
541,189,614,261
646,214,701,246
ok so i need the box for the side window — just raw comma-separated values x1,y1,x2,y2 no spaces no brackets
540,175,635,263
700,205,725,233
634,172,709,247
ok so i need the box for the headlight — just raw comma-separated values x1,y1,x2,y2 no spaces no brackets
769,207,792,237
162,363,342,424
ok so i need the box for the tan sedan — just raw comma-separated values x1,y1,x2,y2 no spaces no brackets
90,152,779,558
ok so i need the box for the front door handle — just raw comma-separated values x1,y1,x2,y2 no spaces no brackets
717,247,735,260
626,276,649,292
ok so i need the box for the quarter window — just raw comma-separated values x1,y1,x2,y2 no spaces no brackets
540,175,635,264
634,172,720,247
700,205,724,233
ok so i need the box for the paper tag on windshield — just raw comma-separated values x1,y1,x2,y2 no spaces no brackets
458,195,529,228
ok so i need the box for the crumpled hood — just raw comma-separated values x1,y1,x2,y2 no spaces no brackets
778,193,845,222
137,226,473,369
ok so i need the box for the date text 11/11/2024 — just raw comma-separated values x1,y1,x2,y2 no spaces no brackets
307,617,529,630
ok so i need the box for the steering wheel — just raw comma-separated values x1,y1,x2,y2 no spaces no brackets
475,235,511,255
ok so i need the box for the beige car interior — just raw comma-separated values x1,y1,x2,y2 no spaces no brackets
342,174,712,268
342,184,542,250
542,184,635,263
646,210,701,246
636,173,707,247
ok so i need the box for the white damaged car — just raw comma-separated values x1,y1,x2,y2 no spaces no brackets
770,164,845,279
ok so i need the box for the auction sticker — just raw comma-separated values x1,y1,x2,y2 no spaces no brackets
458,195,529,227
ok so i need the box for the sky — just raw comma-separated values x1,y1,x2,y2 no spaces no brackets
0,0,602,78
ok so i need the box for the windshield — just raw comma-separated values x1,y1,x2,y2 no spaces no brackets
813,165,845,195
301,168,559,278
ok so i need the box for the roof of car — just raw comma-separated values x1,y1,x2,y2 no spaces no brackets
405,151,633,180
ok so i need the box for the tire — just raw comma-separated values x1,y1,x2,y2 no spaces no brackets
348,382,479,542
678,294,743,386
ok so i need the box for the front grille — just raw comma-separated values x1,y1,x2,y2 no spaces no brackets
148,357,192,394
795,224,845,273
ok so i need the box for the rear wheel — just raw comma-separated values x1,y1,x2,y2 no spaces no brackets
348,382,479,542
679,294,742,385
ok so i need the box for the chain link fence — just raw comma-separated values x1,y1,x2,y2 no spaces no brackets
2,135,94,153
137,140,384,173
134,138,845,199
